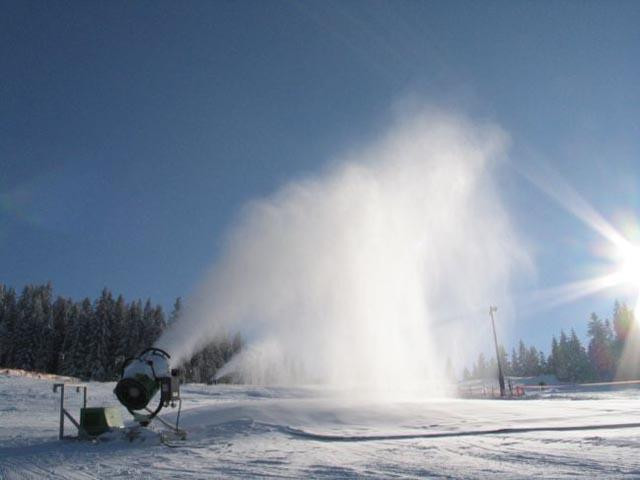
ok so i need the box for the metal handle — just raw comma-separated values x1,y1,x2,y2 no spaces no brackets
139,347,171,359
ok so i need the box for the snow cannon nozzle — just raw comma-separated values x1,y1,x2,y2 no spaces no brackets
114,347,181,425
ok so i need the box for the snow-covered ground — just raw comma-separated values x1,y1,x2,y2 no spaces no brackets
2,374,640,479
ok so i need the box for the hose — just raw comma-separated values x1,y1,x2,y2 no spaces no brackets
282,421,640,442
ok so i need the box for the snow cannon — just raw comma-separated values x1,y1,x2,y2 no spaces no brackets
114,347,181,426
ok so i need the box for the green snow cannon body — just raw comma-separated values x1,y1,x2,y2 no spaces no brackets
114,347,180,424
80,406,124,436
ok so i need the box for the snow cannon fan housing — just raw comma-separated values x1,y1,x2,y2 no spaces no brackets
114,348,180,420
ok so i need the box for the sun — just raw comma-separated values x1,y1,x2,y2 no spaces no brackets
616,244,640,290
522,164,640,318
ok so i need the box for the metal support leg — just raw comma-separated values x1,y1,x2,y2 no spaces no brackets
53,382,87,440
55,383,65,440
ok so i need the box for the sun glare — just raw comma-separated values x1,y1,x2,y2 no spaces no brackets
524,165,640,316
616,244,640,289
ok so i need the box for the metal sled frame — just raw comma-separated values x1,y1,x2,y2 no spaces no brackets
53,383,89,439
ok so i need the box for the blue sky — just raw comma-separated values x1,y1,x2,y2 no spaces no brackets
1,1,639,350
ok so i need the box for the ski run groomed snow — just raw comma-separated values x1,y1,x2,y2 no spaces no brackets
2,374,640,479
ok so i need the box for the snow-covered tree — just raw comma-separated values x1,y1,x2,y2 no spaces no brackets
587,313,615,381
0,286,17,367
49,296,72,373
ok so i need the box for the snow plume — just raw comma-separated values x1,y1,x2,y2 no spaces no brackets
157,108,527,394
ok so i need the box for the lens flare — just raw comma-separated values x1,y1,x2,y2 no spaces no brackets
614,244,640,291
521,163,640,319
520,163,640,380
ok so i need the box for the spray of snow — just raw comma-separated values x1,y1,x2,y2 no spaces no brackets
156,108,527,394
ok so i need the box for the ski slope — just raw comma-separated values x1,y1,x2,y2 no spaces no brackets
2,374,640,479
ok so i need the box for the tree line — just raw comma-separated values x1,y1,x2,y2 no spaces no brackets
0,282,242,383
465,301,636,383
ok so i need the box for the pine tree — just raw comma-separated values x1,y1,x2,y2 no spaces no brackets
126,300,145,357
612,301,634,364
33,283,54,372
49,296,72,373
188,351,204,383
497,345,510,376
555,331,569,381
13,286,40,370
0,286,17,367
141,299,155,348
111,295,129,376
587,312,615,381
148,305,166,344
517,340,527,376
72,298,96,380
510,347,520,377
525,345,540,376
473,353,487,379
60,302,81,377
90,289,112,380
1,282,243,383
169,297,182,326
567,329,592,382
219,334,236,365
538,350,547,374
487,356,497,378
0,285,5,361
613,301,633,342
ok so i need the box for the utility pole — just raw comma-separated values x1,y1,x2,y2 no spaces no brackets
489,306,506,397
